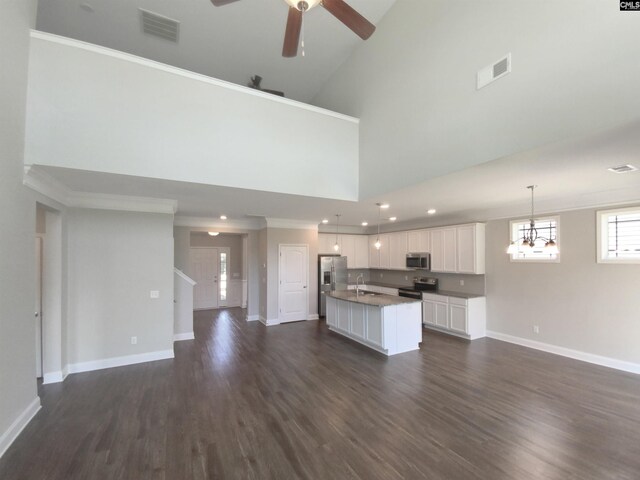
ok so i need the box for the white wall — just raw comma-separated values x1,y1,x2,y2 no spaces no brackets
174,270,195,338
0,0,39,457
486,206,640,365
67,209,174,366
25,33,359,201
313,0,640,198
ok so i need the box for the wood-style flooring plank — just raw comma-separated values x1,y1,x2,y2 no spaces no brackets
1,307,639,479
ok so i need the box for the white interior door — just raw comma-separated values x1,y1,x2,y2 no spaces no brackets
190,248,219,309
35,237,43,378
279,245,308,323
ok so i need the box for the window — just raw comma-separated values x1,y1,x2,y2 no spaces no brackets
598,206,640,263
219,252,228,301
509,216,560,262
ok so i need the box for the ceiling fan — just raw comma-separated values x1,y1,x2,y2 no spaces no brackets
248,75,285,97
210,0,376,58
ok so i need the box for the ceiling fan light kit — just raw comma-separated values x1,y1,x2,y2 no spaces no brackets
212,0,376,58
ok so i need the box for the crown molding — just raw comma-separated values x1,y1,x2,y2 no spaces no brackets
265,218,319,230
30,30,359,125
24,166,177,215
174,215,261,230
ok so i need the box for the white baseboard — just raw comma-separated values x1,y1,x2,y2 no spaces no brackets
307,314,319,321
486,331,640,375
247,314,259,322
173,332,194,341
259,316,280,326
67,349,174,375
0,397,41,459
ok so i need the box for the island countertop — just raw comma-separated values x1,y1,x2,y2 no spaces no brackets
326,290,421,307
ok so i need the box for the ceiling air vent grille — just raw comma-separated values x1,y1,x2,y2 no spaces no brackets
477,53,511,90
140,8,179,42
608,164,638,173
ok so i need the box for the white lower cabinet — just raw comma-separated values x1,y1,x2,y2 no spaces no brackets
350,303,366,341
365,307,384,348
422,293,486,340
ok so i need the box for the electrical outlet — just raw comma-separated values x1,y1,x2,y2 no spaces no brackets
150,290,159,299
131,336,137,345
533,325,539,334
460,280,464,286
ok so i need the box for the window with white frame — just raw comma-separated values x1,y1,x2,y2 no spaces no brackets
598,206,640,263
509,216,560,262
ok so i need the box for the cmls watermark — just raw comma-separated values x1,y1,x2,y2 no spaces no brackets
620,1,640,10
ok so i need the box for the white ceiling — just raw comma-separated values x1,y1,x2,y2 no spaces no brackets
35,0,396,102
36,119,640,229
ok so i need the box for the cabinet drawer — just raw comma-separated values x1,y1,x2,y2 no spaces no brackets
422,293,448,303
449,296,468,306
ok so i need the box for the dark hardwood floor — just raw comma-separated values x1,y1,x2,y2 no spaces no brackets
1,308,640,479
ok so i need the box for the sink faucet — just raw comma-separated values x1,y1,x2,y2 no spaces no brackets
356,274,364,295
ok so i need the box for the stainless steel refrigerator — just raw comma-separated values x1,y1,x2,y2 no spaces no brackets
318,255,348,317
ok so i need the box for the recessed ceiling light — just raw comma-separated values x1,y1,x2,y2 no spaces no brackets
380,203,390,209
220,215,227,220
427,209,436,215
389,217,397,221
607,164,638,173
208,231,219,236
361,221,368,226
322,219,329,224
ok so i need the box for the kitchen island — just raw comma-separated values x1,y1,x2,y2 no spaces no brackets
325,290,422,356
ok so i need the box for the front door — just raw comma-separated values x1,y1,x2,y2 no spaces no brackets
279,245,308,323
190,248,219,309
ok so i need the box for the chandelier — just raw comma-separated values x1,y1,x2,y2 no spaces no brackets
507,185,559,256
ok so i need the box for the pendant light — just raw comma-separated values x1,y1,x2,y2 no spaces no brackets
374,203,382,249
507,185,559,256
333,214,341,251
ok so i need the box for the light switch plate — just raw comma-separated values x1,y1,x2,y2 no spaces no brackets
131,336,137,345
150,290,160,299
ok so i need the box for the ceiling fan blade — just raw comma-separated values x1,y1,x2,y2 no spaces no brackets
321,0,375,40
282,7,302,58
210,0,241,6
262,89,285,97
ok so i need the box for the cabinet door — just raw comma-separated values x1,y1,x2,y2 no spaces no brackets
449,304,468,334
430,229,444,271
354,235,369,269
434,302,448,328
318,233,334,254
340,234,356,267
350,303,366,340
389,231,407,269
442,228,457,272
369,235,380,268
379,234,391,269
422,301,436,326
337,300,350,332
456,225,476,274
326,297,337,327
365,307,384,347
408,230,430,253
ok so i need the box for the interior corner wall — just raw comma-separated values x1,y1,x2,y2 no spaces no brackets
0,0,39,455
485,206,640,365
67,209,174,366
258,228,268,321
246,230,259,318
265,228,319,322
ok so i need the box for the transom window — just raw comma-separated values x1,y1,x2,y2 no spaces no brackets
598,206,640,263
509,217,560,262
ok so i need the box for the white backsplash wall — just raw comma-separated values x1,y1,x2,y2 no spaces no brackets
347,269,485,295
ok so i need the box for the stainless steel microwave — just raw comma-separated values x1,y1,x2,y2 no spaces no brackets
406,252,430,270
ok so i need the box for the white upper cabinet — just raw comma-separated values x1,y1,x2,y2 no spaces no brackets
369,235,380,268
378,233,391,269
456,224,485,274
340,234,356,267
430,227,457,273
353,235,369,269
389,231,408,269
407,229,430,253
318,233,334,254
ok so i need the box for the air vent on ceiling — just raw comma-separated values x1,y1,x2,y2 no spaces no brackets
139,8,179,43
477,53,511,90
608,164,638,173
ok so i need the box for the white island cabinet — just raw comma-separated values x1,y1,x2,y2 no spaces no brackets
326,291,422,356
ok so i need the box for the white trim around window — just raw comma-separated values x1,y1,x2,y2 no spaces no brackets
509,216,560,263
597,205,640,264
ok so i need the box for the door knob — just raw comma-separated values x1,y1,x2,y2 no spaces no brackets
35,312,39,317
303,286,307,288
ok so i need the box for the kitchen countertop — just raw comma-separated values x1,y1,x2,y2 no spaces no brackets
326,290,421,307
347,281,485,299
